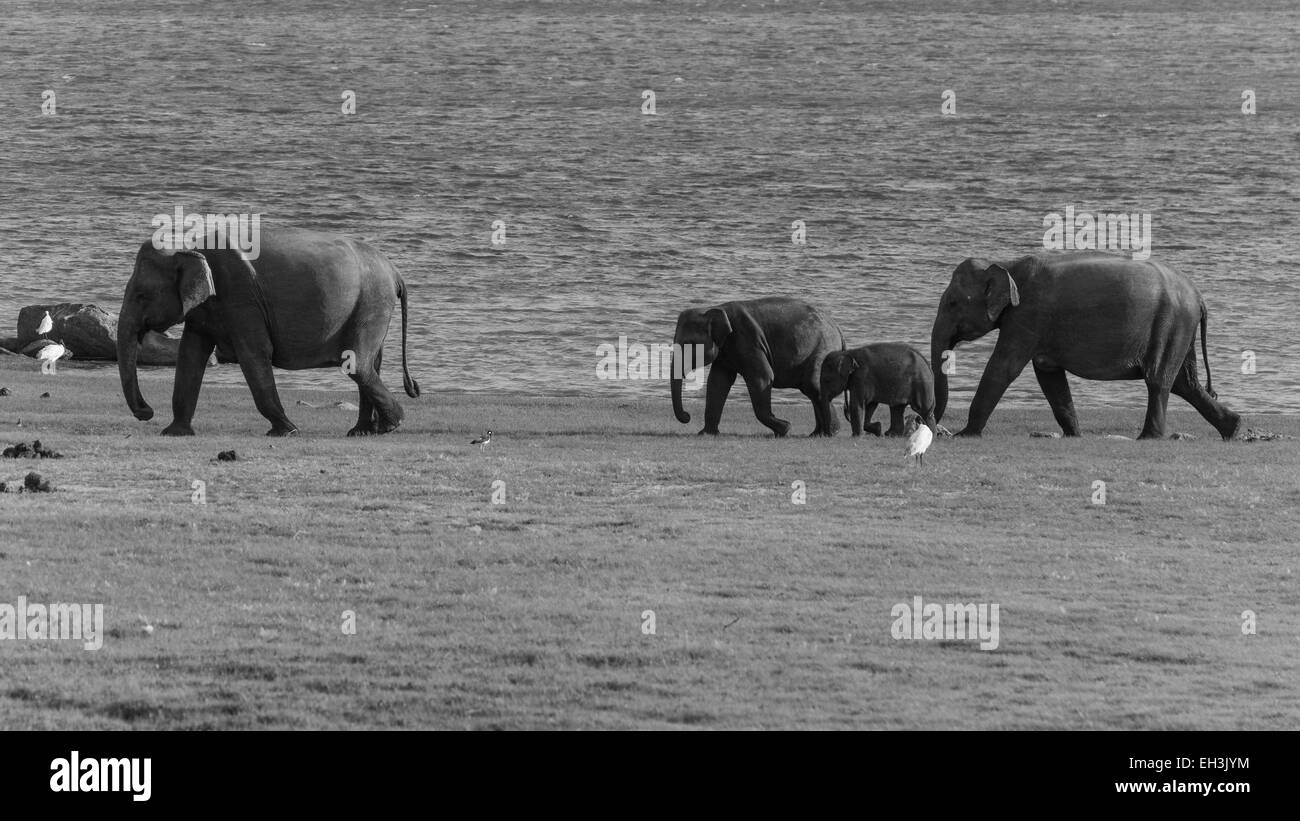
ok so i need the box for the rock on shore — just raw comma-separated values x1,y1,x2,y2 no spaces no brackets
7,303,182,365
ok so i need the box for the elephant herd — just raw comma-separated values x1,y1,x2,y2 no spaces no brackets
114,228,1241,442
670,251,1241,441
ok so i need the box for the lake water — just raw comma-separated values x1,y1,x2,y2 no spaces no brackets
2,0,1297,413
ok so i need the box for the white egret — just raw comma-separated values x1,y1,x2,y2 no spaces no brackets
904,415,933,466
35,340,69,368
36,311,53,337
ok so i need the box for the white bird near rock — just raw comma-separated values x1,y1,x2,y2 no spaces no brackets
36,311,53,337
35,341,70,371
904,415,933,466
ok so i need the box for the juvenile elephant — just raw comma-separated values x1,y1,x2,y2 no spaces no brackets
671,297,844,436
118,227,420,436
819,344,936,437
930,251,1240,440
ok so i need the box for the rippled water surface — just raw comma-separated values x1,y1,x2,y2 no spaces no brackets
2,0,1297,413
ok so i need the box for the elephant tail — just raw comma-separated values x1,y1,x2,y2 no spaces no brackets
1200,301,1216,399
399,279,421,399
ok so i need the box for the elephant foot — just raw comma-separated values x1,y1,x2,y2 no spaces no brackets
765,420,791,438
885,428,906,437
161,423,195,437
865,422,882,437
698,427,719,436
374,417,401,435
1219,412,1242,441
346,425,374,437
954,427,982,437
808,429,833,438
266,425,300,437
1136,424,1166,440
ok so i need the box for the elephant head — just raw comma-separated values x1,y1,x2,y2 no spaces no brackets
670,306,729,424
930,257,1020,422
118,243,215,421
817,350,856,426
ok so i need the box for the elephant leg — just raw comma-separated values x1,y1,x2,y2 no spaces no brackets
886,405,906,436
911,394,938,434
349,354,404,435
804,387,828,437
809,387,837,437
1032,363,1080,436
1139,379,1172,439
161,328,216,436
961,340,1032,436
1171,352,1241,440
744,376,791,437
848,393,867,437
343,323,405,435
701,366,736,434
233,340,298,436
862,401,881,436
348,349,380,436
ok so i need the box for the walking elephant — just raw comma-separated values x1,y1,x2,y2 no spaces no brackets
118,227,420,436
819,344,936,437
671,297,844,436
930,251,1240,440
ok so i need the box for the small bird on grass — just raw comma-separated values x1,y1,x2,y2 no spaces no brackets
37,311,53,337
470,430,492,449
904,415,933,467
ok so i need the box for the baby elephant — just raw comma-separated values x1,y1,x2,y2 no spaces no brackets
819,344,937,437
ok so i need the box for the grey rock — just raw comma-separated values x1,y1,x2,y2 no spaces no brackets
15,303,182,364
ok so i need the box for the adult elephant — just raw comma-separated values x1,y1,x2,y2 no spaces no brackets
930,251,1240,440
118,227,420,436
671,297,844,436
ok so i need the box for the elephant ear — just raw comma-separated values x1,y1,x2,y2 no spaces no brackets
837,354,858,378
175,250,216,316
982,263,1020,324
704,307,733,347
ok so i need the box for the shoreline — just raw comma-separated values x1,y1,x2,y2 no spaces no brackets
3,357,1296,425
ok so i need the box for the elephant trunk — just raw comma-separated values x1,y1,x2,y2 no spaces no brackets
671,341,690,424
117,307,154,421
671,376,690,423
931,324,955,423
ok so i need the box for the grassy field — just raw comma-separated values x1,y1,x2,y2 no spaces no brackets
0,356,1297,729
